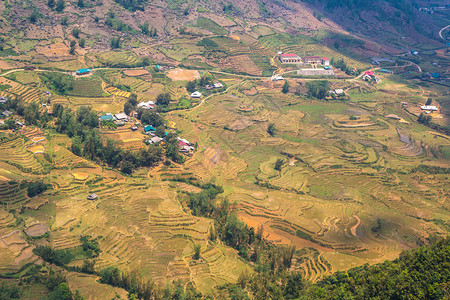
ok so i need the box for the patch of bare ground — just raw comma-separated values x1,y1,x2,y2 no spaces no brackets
35,43,72,60
123,69,150,77
167,69,200,81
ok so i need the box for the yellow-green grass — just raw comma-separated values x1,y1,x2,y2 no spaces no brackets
96,51,141,67
0,137,44,173
69,77,104,97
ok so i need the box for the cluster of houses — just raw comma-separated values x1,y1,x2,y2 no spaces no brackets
99,112,130,125
278,52,330,66
205,82,223,90
154,65,173,72
143,124,194,153
362,71,380,83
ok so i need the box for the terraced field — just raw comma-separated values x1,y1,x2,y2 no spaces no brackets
69,77,104,97
96,51,142,67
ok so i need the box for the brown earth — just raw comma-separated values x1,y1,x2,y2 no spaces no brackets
123,69,150,76
167,69,200,81
35,43,70,58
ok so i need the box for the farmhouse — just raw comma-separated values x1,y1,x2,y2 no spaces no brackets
191,91,202,98
87,193,98,200
421,105,438,111
114,112,129,121
0,96,8,104
304,56,329,65
100,114,114,122
75,68,91,76
279,53,302,64
144,125,156,133
1,110,12,117
137,101,155,110
272,75,284,81
148,136,163,144
331,89,344,95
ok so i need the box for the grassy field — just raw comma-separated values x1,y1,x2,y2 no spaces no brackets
69,76,104,97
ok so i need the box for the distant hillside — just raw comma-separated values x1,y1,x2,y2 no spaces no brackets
299,0,444,48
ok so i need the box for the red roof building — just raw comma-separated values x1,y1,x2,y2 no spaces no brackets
364,71,374,76
279,53,302,64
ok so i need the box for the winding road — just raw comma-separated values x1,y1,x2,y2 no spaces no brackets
439,24,450,41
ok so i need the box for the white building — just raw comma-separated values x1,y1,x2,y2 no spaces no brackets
191,91,202,98
421,105,438,111
114,112,129,121
137,101,155,110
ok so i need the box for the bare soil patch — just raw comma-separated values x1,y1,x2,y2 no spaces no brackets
167,69,200,81
123,69,150,77
35,43,70,58
0,60,14,70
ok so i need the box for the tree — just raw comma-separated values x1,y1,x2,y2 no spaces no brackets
61,16,68,25
69,40,76,55
110,37,121,49
156,93,171,106
306,81,328,99
48,0,55,8
79,38,85,48
124,101,133,116
77,0,84,8
155,125,165,138
282,80,290,94
274,158,284,171
81,259,95,274
29,10,39,23
267,123,276,136
193,244,201,260
72,28,81,39
121,160,134,175
128,93,138,106
56,0,65,12
49,283,72,300
186,81,196,93
140,22,149,35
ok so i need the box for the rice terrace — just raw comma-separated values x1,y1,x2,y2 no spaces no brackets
0,0,449,298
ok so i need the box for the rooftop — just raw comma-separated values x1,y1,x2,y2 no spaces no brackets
280,53,299,58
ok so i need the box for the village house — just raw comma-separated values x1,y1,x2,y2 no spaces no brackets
148,136,163,144
191,91,202,98
87,193,98,200
114,112,129,122
421,105,438,111
100,114,114,122
1,110,12,118
137,101,155,110
279,53,303,64
304,56,329,65
331,89,344,96
75,68,91,76
144,125,156,133
0,96,9,104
